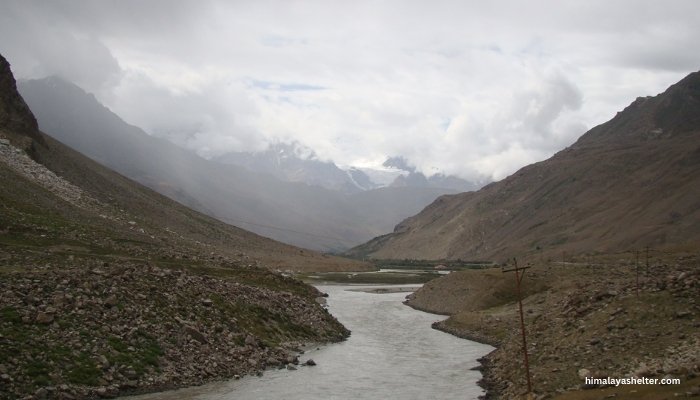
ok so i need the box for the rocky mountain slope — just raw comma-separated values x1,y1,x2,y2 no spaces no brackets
18,77,462,252
0,53,362,399
350,71,700,261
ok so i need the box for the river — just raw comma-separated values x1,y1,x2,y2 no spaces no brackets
126,284,493,400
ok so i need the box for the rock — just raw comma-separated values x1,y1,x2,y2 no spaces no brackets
185,326,208,343
35,387,49,399
35,312,54,324
105,294,118,308
675,311,692,319
201,298,213,307
304,359,316,366
578,368,591,379
245,334,256,346
96,386,109,397
634,364,652,377
286,364,297,371
266,357,280,367
286,355,299,365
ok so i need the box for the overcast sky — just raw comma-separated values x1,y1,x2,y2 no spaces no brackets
1,1,699,181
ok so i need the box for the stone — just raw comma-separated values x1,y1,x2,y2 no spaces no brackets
578,368,591,379
104,295,118,308
304,359,316,366
245,334,256,346
201,299,213,307
35,312,54,324
185,326,208,343
35,387,49,399
286,355,299,365
96,386,109,397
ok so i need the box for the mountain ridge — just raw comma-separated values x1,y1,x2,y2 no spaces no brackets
348,71,700,261
18,76,462,251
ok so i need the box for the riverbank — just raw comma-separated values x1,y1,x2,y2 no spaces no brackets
0,257,349,399
120,284,492,400
406,255,700,399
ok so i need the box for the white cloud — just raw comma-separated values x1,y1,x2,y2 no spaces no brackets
1,0,699,182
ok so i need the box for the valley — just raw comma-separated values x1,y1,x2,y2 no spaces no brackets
1,6,699,399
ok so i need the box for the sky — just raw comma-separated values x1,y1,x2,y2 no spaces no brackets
1,0,699,182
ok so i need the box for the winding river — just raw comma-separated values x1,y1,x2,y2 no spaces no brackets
127,284,493,400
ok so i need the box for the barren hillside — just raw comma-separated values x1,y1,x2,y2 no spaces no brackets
349,71,700,262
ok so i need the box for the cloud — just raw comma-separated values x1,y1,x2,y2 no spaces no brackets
1,0,699,182
0,3,122,94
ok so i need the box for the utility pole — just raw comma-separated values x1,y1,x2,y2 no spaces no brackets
635,250,640,298
645,246,650,269
503,258,533,398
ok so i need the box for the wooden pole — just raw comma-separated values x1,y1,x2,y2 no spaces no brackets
635,250,640,298
645,246,650,269
503,258,533,396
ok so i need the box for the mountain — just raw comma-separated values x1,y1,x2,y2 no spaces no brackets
383,155,481,192
214,142,374,193
18,77,461,251
0,52,362,399
214,145,481,193
349,71,700,261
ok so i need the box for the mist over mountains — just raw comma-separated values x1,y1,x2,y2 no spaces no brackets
214,144,480,194
349,71,700,261
18,76,474,252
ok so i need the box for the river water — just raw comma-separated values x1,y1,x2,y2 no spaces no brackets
127,285,493,400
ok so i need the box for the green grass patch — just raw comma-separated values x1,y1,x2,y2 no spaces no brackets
66,352,100,386
0,306,21,324
106,333,163,376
